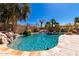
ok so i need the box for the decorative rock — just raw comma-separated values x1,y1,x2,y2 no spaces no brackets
0,32,16,45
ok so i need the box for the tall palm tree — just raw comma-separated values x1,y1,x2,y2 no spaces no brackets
39,19,45,29
10,4,30,32
0,3,30,32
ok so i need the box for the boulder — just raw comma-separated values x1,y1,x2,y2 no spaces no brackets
0,32,9,44
0,32,16,45
5,32,15,41
2,36,9,44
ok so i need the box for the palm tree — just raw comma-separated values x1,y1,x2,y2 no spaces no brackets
39,19,45,29
0,4,12,30
50,19,56,27
0,3,30,32
45,19,60,32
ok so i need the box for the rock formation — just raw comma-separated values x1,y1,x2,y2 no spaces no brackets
0,32,16,45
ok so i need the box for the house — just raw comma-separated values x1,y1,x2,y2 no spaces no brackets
74,17,79,33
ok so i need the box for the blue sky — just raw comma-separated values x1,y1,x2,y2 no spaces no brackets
18,3,79,26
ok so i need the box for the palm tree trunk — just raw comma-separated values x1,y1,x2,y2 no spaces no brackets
4,18,9,31
12,15,17,33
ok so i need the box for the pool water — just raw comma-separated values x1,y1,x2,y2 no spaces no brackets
8,33,60,51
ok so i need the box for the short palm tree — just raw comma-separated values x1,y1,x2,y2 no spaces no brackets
50,19,56,27
45,19,60,32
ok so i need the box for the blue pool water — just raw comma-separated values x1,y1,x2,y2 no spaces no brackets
8,33,60,51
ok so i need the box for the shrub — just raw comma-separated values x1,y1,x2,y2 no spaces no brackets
23,30,31,36
31,26,40,32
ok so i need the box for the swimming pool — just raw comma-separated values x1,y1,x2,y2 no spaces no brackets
8,33,60,51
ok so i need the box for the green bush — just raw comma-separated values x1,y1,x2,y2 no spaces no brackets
23,30,31,36
31,26,40,32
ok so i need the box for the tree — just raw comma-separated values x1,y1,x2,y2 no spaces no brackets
39,19,45,29
50,19,56,27
45,22,52,32
45,22,51,29
0,3,30,32
50,19,58,32
45,19,60,32
55,22,60,32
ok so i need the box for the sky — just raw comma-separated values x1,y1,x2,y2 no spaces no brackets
18,3,79,26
